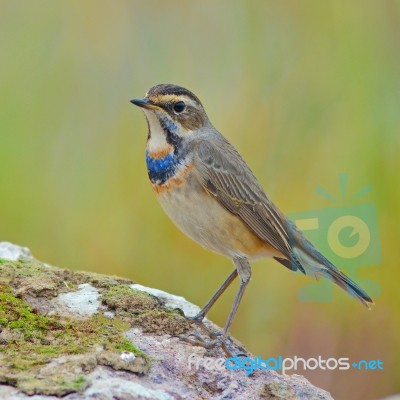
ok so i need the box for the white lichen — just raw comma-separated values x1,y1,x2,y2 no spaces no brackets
56,283,100,316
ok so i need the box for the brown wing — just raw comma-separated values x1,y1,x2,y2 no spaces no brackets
192,137,292,258
191,137,373,305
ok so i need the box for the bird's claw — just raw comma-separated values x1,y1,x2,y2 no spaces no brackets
179,333,220,349
181,314,247,357
179,330,239,357
179,332,236,357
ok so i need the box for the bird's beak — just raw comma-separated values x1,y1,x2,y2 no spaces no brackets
130,98,160,110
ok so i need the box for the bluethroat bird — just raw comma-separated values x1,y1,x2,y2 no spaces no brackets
130,84,373,349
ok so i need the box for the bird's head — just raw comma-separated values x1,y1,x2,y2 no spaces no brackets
131,84,210,153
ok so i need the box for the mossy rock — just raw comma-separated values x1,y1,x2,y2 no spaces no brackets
0,262,151,396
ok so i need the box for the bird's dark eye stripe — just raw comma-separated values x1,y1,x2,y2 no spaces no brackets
173,101,185,113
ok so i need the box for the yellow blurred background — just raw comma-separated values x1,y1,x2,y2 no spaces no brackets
0,1,399,399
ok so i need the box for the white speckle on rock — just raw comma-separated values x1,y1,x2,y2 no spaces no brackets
56,283,100,316
0,242,32,261
130,284,201,318
120,352,136,362
103,311,115,319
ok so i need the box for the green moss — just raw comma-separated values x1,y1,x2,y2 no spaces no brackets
0,259,67,298
0,284,49,340
0,283,150,395
69,375,88,391
133,309,191,335
116,338,142,353
0,259,50,280
102,284,160,314
0,258,199,395
17,373,91,396
90,275,135,289
0,259,125,299
101,284,190,336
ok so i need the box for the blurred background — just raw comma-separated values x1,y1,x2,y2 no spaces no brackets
0,1,399,398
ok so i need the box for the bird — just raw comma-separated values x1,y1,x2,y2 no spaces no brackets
130,83,373,349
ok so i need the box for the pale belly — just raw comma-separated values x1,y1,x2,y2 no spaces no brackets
154,173,281,260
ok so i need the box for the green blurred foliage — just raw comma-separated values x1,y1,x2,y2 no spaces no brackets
0,1,399,399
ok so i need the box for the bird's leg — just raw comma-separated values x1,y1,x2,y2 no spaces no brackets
182,258,251,355
181,269,238,348
192,268,238,323
219,257,251,340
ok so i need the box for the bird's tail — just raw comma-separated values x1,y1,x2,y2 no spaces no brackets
323,266,373,309
285,221,374,309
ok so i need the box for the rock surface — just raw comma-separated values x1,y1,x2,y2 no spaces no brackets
0,242,333,399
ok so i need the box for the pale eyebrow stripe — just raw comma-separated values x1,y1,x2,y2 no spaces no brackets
150,94,198,108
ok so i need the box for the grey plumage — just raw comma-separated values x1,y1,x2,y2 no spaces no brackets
192,134,291,256
188,132,372,307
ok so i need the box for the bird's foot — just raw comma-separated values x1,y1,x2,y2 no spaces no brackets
183,315,221,344
179,332,236,357
187,312,206,324
180,314,247,357
179,333,219,349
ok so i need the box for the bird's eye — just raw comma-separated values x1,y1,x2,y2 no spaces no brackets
173,101,185,113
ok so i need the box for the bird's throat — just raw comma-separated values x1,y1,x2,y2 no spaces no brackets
146,149,181,185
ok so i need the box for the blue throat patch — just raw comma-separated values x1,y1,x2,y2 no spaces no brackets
146,150,179,185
